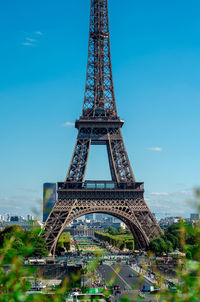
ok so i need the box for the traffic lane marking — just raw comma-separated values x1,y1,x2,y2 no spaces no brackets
98,265,125,289
108,265,132,290
111,264,142,288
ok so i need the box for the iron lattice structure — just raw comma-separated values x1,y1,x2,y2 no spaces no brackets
43,0,162,256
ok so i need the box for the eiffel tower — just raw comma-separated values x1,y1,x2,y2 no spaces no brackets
43,0,162,256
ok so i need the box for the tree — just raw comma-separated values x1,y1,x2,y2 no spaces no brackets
165,233,179,249
95,232,134,251
166,240,173,253
107,226,118,235
149,237,169,255
149,239,160,255
58,232,71,251
26,229,48,258
0,227,49,260
149,219,200,258
118,226,124,234
30,236,48,258
186,250,192,259
0,225,25,247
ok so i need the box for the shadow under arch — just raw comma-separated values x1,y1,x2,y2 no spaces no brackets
49,208,150,257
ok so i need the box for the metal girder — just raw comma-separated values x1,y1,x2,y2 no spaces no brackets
43,193,162,256
83,0,117,118
66,127,135,183
43,0,162,255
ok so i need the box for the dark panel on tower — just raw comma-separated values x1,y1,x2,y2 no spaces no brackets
43,183,56,223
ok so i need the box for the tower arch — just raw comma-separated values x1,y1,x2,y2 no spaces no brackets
43,196,159,256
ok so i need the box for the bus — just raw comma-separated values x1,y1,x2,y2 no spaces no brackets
28,259,46,265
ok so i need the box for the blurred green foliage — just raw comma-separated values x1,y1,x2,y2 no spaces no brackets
0,226,48,262
149,189,200,302
0,231,67,301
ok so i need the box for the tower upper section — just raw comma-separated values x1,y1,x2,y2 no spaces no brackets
82,0,117,119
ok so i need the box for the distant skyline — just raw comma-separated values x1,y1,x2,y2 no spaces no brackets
0,0,200,218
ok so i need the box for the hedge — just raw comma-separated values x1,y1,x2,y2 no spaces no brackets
95,232,134,251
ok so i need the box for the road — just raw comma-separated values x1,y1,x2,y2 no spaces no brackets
98,263,156,302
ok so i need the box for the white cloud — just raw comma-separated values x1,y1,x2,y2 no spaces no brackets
0,194,41,217
179,190,192,195
150,192,169,196
35,31,43,35
62,121,75,127
26,37,36,42
0,197,9,202
22,42,33,46
17,187,38,193
148,147,163,152
21,31,43,46
145,188,195,218
148,201,171,209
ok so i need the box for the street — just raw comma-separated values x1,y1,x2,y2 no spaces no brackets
98,263,156,301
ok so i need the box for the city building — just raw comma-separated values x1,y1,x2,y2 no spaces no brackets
10,216,19,222
85,214,94,221
159,216,183,229
95,213,104,221
64,225,104,237
27,214,34,221
105,216,115,223
19,216,25,222
190,213,200,221
0,220,41,231
71,219,125,232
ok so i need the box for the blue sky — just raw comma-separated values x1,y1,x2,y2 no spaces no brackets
0,0,200,219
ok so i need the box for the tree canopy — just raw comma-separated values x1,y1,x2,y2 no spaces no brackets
0,226,48,262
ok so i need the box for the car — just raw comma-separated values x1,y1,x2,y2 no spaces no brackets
113,285,121,294
129,273,134,278
142,285,154,292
